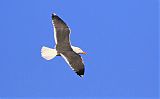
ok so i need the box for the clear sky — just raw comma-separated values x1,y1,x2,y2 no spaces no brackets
0,0,158,99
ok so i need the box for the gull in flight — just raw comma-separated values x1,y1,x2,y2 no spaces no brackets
41,13,86,77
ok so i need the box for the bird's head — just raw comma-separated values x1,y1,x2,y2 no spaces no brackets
71,46,86,55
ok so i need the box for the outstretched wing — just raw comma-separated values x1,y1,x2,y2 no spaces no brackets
52,13,72,52
60,51,85,77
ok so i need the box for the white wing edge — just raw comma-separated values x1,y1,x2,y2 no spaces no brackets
52,20,58,44
60,53,75,71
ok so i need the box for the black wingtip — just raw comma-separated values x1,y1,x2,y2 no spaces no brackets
78,75,84,78
52,13,56,16
76,69,84,77
52,13,57,19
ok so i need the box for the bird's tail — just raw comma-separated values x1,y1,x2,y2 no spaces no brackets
41,46,57,60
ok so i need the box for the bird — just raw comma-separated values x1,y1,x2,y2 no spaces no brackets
41,13,86,77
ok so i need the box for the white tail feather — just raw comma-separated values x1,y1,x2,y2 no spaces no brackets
41,46,57,60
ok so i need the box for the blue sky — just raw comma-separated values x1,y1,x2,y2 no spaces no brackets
0,0,158,99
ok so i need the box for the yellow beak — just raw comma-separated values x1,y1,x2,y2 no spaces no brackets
81,52,87,55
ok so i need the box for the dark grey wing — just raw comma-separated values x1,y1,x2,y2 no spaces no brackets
52,13,72,52
60,51,85,77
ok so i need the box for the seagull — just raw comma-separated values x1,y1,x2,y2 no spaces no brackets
41,13,86,77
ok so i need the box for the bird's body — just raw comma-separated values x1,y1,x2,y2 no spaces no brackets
41,13,86,77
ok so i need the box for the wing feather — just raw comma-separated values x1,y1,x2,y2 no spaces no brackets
60,51,85,77
52,14,72,52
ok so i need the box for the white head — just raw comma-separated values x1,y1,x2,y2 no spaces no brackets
71,46,86,54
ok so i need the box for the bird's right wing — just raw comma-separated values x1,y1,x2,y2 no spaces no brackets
60,51,85,77
52,13,72,51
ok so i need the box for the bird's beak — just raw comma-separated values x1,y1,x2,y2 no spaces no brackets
81,52,87,55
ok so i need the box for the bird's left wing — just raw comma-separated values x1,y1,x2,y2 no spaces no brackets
60,51,85,77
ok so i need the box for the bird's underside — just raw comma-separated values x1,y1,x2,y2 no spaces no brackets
41,13,85,77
